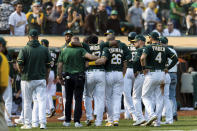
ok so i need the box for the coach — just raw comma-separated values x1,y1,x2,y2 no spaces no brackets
57,36,99,127
17,29,51,129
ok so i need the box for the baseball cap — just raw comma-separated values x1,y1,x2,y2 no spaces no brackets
148,32,159,40
41,39,49,47
64,30,73,36
0,37,6,46
29,29,39,37
134,35,146,42
159,37,168,44
56,1,63,6
104,29,115,36
128,32,137,41
111,10,118,15
32,2,40,7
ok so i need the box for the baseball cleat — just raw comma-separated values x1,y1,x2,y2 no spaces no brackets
21,124,32,129
32,123,39,128
133,119,146,126
63,122,71,127
154,122,161,127
113,121,119,126
14,118,24,125
57,116,65,121
141,115,157,126
7,122,16,127
40,123,47,129
105,122,113,127
86,119,94,126
75,122,83,128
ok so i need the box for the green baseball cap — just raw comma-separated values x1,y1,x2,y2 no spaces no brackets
128,32,137,41
63,30,73,36
41,39,49,47
159,37,168,44
0,37,6,46
104,29,115,36
111,10,118,15
148,32,159,40
29,29,39,37
134,35,146,42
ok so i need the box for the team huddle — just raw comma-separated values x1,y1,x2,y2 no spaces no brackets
1,28,178,129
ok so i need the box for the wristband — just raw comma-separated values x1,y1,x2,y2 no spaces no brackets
142,66,145,70
88,61,96,66
68,42,72,47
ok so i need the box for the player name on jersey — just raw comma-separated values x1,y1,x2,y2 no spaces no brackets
152,46,165,52
109,48,123,54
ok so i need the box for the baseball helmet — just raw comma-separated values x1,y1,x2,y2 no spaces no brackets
104,29,115,36
0,37,7,46
159,37,168,44
128,32,137,41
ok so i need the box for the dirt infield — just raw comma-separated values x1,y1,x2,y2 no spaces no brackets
46,110,197,123
3,36,197,48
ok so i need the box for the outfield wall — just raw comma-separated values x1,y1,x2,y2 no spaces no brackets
2,36,197,48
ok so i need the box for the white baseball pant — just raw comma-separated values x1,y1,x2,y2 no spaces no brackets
62,85,66,116
3,77,12,124
106,71,123,122
132,73,145,121
162,73,173,123
84,70,106,125
142,71,165,124
21,80,46,125
123,68,138,121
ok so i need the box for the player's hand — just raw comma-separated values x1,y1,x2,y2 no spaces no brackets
134,72,138,78
143,69,149,75
85,61,89,68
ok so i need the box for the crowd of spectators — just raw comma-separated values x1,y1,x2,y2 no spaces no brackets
1,0,197,36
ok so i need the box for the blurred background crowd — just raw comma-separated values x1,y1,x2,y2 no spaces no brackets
1,0,197,36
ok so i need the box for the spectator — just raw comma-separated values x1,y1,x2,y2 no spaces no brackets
63,0,70,9
163,21,181,36
107,10,122,35
49,1,67,35
188,15,197,35
9,2,27,36
17,0,33,13
158,0,170,24
84,7,97,35
0,0,14,34
43,5,53,34
101,0,112,16
128,0,143,34
97,2,108,35
66,0,85,21
143,1,158,34
110,0,126,21
169,0,185,29
152,22,164,36
26,2,44,34
67,9,84,35
186,7,195,33
143,0,157,7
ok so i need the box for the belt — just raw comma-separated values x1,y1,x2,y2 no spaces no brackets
87,69,105,72
149,69,163,72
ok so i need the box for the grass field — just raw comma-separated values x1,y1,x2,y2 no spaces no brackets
9,116,197,131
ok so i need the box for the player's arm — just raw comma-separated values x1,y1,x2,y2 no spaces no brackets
84,53,99,61
17,49,25,73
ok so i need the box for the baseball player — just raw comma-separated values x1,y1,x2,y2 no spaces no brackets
0,37,9,131
132,35,146,126
57,30,73,121
17,29,51,129
91,34,130,126
83,35,106,126
140,32,178,126
1,37,15,127
160,37,173,124
41,39,56,118
123,32,138,121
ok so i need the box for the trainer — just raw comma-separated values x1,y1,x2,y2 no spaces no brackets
0,37,9,131
57,36,99,128
17,29,51,129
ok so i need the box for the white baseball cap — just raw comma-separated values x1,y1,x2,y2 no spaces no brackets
56,1,63,6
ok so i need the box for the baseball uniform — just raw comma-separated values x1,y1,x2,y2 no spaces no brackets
142,43,178,126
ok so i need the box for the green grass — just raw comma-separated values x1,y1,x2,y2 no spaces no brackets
9,116,197,131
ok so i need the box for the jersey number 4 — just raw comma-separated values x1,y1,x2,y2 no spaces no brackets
111,54,122,65
155,52,162,63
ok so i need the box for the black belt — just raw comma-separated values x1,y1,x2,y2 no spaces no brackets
87,69,105,72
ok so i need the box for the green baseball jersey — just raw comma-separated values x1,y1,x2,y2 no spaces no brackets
133,46,145,73
58,47,87,74
82,43,91,53
88,44,104,70
127,44,137,68
143,43,176,70
102,44,127,72
17,40,52,80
